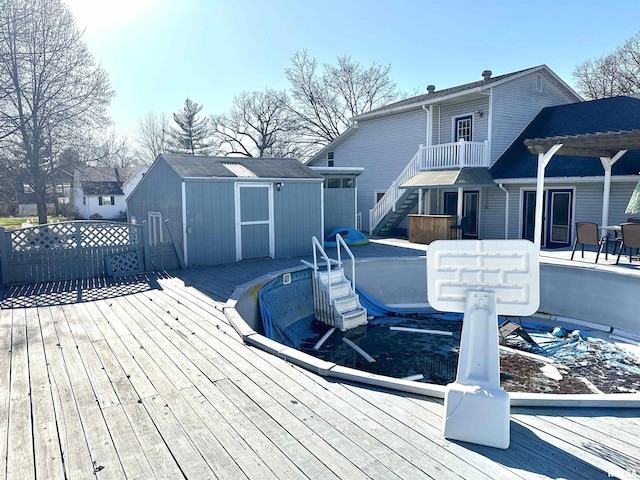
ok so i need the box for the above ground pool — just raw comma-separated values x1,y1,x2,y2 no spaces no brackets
228,256,640,406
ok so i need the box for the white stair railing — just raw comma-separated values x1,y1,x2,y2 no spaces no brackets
369,140,489,234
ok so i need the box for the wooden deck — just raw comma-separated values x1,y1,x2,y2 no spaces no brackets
1,241,640,479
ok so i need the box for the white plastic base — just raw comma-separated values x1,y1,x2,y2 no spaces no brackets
442,290,511,449
442,383,510,449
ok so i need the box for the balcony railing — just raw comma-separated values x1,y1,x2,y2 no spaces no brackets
368,140,489,234
418,140,489,170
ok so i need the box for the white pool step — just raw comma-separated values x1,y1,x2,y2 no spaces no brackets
312,265,367,331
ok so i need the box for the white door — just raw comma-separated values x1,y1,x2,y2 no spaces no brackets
234,183,274,261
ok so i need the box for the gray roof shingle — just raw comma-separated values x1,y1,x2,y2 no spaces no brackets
161,154,324,179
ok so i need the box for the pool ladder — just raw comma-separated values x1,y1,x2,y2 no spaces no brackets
308,235,368,331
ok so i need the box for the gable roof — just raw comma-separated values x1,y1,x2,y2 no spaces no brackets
76,166,125,195
491,96,640,179
354,65,581,121
160,154,323,179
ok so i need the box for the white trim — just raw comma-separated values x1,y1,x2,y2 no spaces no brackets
320,183,325,236
182,176,323,183
487,87,494,165
353,65,581,122
181,182,188,267
234,183,274,262
495,175,640,185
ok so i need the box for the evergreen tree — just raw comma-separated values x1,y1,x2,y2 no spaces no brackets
168,99,213,155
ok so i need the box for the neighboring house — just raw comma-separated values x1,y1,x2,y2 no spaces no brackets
127,154,324,267
306,65,581,238
74,166,147,220
490,95,640,248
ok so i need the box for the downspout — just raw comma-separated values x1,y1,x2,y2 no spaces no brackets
498,183,509,239
422,105,433,146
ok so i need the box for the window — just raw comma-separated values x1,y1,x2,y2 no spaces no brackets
98,196,115,206
454,115,472,142
375,191,386,203
148,212,163,245
325,177,354,189
83,196,86,205
327,151,334,167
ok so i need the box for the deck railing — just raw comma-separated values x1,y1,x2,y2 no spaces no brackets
369,140,489,234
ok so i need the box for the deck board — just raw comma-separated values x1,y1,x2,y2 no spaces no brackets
1,243,640,480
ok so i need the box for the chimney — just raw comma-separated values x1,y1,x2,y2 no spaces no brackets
482,70,492,83
426,84,435,94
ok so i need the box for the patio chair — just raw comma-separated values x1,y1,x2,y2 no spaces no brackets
616,222,640,264
570,222,607,262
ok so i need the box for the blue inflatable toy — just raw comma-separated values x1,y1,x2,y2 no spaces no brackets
324,227,369,248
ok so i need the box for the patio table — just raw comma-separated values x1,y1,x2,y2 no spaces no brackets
601,225,622,259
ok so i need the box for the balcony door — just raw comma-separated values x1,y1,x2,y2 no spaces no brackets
454,115,473,142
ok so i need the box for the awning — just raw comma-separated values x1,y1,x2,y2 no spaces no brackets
400,168,494,189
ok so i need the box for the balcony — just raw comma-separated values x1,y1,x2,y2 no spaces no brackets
418,140,489,170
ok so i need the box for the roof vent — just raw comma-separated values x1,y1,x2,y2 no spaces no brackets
426,85,436,94
482,70,492,82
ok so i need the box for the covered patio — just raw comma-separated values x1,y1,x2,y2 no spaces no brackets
525,129,640,249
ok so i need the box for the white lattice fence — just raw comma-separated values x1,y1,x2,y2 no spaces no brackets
0,221,146,284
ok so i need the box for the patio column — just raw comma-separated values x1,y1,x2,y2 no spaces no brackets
600,150,627,227
534,144,563,250
457,186,464,224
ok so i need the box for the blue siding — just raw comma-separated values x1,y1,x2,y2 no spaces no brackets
324,188,356,232
127,157,183,252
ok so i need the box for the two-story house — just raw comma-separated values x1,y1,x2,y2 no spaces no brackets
306,65,581,239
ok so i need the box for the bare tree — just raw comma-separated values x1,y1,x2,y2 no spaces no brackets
0,0,113,224
573,31,640,99
286,50,401,147
168,98,213,155
136,111,170,164
211,89,304,158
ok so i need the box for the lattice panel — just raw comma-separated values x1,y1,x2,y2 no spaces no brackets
80,222,137,248
11,223,77,251
10,221,141,252
105,251,142,276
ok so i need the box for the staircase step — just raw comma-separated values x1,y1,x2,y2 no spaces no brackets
333,294,359,313
318,268,345,284
339,308,368,330
328,281,351,298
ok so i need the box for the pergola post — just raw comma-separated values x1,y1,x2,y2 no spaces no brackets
600,150,627,227
534,144,563,250
457,186,464,224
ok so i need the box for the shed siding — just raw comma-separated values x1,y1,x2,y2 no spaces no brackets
273,182,323,257
318,109,427,231
490,72,579,166
127,157,184,252
324,188,356,232
185,180,235,266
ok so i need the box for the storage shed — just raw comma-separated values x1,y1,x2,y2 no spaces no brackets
127,154,324,267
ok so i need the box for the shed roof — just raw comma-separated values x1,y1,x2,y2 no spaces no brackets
491,96,640,179
161,154,323,179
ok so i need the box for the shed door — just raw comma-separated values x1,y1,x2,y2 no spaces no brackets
235,183,274,261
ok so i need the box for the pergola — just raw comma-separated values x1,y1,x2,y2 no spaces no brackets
524,129,640,249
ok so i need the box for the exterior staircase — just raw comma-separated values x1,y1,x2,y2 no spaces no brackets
308,235,367,331
369,140,489,236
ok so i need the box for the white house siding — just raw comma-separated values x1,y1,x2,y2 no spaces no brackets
490,72,579,166
434,97,489,144
484,179,639,242
324,109,428,232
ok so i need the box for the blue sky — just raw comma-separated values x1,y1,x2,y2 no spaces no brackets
65,0,640,140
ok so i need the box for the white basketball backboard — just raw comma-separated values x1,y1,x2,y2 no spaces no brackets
427,240,539,316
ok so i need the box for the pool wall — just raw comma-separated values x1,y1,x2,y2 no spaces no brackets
223,256,640,407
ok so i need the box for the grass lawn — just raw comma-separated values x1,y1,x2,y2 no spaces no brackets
0,216,71,231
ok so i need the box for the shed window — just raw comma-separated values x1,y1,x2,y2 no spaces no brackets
98,196,115,206
148,212,163,245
